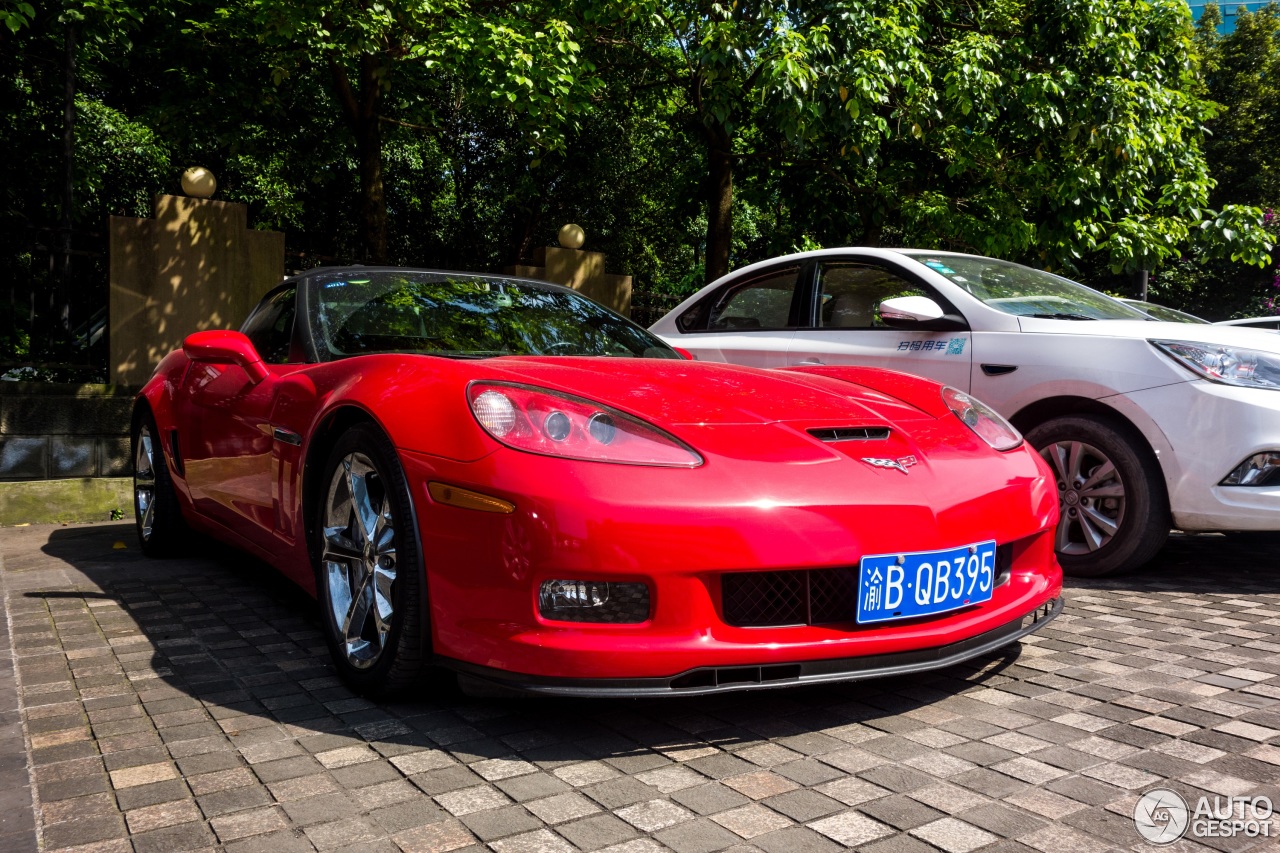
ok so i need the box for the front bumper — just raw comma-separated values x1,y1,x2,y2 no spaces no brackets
444,597,1062,697
399,431,1062,684
1121,381,1280,531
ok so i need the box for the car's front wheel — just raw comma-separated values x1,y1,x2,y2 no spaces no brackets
1025,415,1169,577
315,423,427,696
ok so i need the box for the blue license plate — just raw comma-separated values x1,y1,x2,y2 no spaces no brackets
857,540,997,624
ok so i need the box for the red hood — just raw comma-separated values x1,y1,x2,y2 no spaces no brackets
473,357,933,427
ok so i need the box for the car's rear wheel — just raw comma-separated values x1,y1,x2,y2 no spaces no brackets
1025,415,1169,577
315,423,426,696
132,408,186,556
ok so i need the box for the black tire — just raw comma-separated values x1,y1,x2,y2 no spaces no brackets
1025,414,1170,577
131,407,187,556
314,422,427,696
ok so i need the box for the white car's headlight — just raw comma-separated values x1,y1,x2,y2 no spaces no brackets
1150,340,1280,390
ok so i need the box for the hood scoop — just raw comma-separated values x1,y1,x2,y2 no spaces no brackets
807,427,891,442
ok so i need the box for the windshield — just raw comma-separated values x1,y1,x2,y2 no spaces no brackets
1119,300,1209,324
910,254,1150,320
310,271,679,360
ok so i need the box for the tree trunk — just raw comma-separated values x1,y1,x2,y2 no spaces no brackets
703,123,733,283
356,105,387,264
50,21,76,348
331,55,388,264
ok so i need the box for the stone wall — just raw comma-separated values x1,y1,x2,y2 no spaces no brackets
109,193,284,387
0,383,133,481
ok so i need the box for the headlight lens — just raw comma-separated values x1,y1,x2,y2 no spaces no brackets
941,386,1023,451
1151,340,1280,390
468,382,703,467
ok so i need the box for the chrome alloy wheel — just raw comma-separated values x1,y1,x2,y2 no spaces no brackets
322,452,398,669
134,424,157,542
1040,440,1126,555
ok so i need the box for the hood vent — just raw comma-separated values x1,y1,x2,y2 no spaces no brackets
808,427,891,442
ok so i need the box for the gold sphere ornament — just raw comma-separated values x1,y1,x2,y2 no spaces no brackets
558,223,585,249
181,167,217,199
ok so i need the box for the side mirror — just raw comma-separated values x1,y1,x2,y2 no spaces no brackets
880,296,945,323
182,330,270,384
878,296,968,331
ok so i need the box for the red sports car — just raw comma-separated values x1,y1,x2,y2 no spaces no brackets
132,267,1062,697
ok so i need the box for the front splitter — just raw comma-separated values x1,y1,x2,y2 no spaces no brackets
438,597,1063,698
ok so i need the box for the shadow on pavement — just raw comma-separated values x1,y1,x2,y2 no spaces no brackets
5,522,1278,852
1072,531,1280,596
24,522,1037,763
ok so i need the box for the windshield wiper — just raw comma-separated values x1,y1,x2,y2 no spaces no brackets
1027,312,1096,321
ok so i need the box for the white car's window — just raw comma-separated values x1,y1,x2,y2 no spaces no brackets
817,264,932,329
912,254,1149,321
707,266,800,330
1119,299,1208,324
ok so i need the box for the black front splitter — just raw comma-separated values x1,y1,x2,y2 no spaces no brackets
438,597,1063,698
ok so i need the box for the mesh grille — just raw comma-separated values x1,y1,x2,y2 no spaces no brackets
721,571,807,627
722,568,859,627
809,567,860,624
722,545,1011,628
995,542,1013,587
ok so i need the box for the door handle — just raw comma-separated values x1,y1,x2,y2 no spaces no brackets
798,359,824,366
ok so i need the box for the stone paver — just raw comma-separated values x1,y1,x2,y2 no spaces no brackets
3,523,1280,853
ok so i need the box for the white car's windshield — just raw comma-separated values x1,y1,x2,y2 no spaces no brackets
910,254,1149,321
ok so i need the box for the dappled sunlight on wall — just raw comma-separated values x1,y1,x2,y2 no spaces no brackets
109,194,284,387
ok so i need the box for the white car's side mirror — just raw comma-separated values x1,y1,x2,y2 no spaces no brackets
880,295,945,324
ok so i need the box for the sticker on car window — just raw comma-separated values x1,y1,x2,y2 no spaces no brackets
924,260,957,275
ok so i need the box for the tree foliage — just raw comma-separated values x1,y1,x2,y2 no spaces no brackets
4,0,1280,372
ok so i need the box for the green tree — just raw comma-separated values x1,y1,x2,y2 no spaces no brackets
232,0,601,263
1,0,35,33
832,0,1271,274
610,0,931,282
1197,3,1280,209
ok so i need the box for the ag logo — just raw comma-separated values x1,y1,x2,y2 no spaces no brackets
1133,789,1189,844
861,456,918,474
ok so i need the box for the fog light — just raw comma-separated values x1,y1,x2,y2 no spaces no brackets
1221,452,1280,486
538,579,650,623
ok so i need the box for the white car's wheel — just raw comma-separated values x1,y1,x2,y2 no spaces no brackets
1026,415,1169,577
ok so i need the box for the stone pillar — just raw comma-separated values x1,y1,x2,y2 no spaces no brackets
506,226,633,316
109,193,284,387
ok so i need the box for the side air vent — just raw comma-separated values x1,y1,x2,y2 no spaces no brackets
808,427,891,442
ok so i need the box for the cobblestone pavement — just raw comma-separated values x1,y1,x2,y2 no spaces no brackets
2,523,1279,853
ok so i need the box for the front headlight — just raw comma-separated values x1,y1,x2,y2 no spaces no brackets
941,386,1023,451
1151,340,1280,390
468,382,704,467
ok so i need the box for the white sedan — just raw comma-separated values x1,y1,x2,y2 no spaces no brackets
651,248,1280,576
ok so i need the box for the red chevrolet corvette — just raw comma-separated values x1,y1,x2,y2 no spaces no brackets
132,267,1062,697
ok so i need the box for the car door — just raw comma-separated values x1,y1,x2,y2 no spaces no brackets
786,257,974,391
664,264,802,367
175,285,302,549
